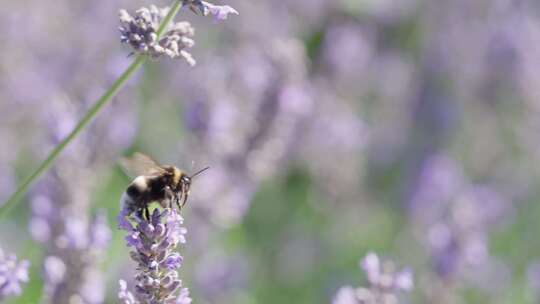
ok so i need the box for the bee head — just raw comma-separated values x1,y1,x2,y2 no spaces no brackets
181,166,209,191
177,166,209,208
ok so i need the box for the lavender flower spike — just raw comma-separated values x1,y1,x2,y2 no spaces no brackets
0,248,30,300
118,206,192,304
119,5,196,64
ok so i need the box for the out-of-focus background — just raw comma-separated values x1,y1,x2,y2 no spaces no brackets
1,0,540,303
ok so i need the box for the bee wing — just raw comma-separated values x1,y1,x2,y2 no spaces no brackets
119,152,166,178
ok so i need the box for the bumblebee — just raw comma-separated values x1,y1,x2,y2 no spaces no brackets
120,152,209,220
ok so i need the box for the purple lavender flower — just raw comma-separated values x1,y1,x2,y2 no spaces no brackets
25,47,136,302
0,248,30,300
119,1,236,63
333,286,362,304
176,288,192,304
119,5,196,64
43,256,66,290
177,38,314,226
202,1,239,21
410,154,511,288
35,208,112,304
2,1,137,302
119,280,138,304
118,206,191,304
527,261,540,301
182,0,239,20
332,252,413,304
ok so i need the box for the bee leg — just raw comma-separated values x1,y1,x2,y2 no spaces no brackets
164,186,175,209
144,207,150,221
171,193,177,209
174,193,182,211
180,191,189,208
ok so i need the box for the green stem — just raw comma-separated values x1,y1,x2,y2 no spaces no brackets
0,0,184,218
0,55,144,218
157,1,184,38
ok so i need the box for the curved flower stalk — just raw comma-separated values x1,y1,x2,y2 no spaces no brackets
118,206,192,304
333,252,413,304
0,0,237,219
0,247,30,300
27,63,135,303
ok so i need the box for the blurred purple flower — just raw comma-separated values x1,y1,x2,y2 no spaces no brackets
321,23,373,94
333,252,413,304
202,1,239,21
0,1,139,302
36,209,112,304
118,207,191,304
43,256,66,286
30,167,115,303
410,154,512,292
409,154,464,218
527,261,540,301
332,286,357,304
177,38,315,226
119,280,138,304
193,249,250,301
0,248,30,300
25,51,138,302
175,288,192,304
90,211,112,250
360,252,414,292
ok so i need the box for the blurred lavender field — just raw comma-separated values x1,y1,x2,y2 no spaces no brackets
1,0,540,303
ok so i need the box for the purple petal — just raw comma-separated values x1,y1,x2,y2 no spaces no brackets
202,1,238,21
163,253,183,270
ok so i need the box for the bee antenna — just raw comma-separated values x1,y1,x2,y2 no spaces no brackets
190,166,210,179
